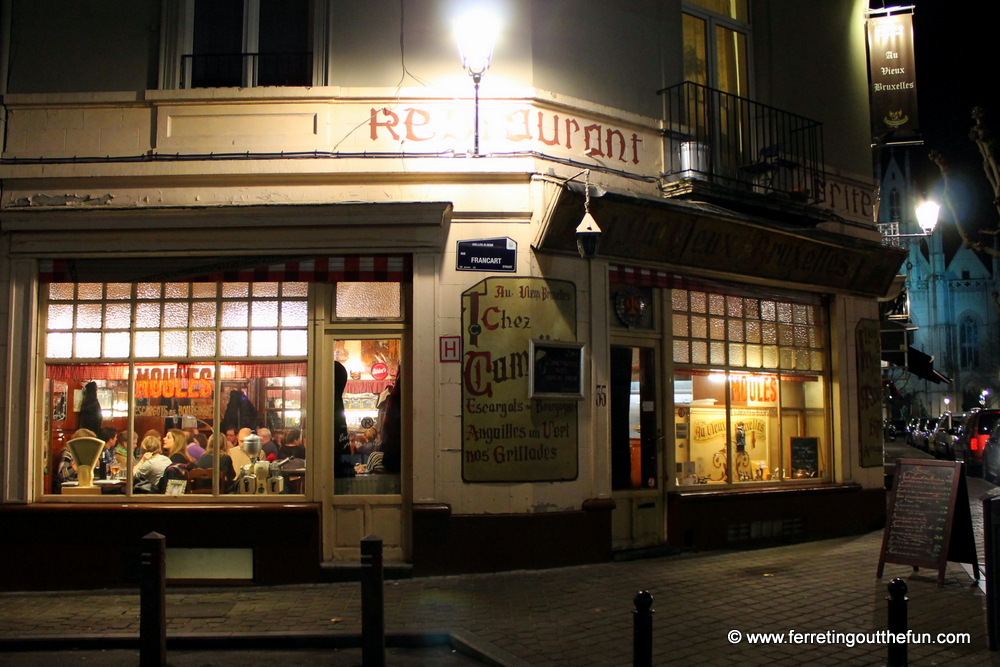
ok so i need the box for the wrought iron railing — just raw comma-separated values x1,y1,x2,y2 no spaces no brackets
181,52,312,89
659,81,824,203
878,222,904,247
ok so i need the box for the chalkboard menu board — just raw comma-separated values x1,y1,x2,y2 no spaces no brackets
529,339,584,399
877,459,978,586
790,437,819,477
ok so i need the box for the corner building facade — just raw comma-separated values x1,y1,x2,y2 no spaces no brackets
0,0,902,588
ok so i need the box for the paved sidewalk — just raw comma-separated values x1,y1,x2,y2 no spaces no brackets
3,443,1000,666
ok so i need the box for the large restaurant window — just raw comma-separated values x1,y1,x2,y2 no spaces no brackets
671,286,829,486
41,280,309,499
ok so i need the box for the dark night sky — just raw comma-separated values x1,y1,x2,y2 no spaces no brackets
907,1,999,234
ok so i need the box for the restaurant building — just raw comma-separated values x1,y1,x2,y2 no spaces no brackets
0,0,902,589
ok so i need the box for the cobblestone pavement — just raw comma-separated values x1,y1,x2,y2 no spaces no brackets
3,443,1000,666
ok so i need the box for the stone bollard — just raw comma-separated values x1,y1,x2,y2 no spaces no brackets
886,578,908,667
361,534,385,667
633,590,653,667
140,531,167,667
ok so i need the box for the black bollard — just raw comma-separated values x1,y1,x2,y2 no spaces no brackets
984,491,1000,650
140,531,166,667
633,590,653,667
361,534,385,667
886,578,908,667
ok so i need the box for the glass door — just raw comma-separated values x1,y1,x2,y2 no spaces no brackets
611,346,658,490
325,333,405,564
332,337,402,496
610,344,662,550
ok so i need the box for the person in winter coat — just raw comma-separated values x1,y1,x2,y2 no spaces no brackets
78,381,103,434
221,389,258,433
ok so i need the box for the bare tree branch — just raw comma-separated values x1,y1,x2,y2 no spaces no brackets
929,108,1000,257
970,107,1000,213
928,149,996,255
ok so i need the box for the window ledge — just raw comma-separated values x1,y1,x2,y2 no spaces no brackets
8,502,321,512
668,481,864,500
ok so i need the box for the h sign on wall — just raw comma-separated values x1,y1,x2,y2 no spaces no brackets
440,336,462,362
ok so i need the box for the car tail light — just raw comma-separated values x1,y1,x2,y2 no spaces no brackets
973,435,988,451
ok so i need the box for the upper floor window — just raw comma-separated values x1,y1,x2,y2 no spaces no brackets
960,316,979,369
161,0,328,89
189,0,311,88
888,189,901,222
683,0,751,97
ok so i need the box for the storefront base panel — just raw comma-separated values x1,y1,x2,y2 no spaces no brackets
0,504,321,592
666,484,885,551
411,504,614,576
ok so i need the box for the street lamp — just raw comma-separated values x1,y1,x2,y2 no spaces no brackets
575,170,602,258
455,8,499,157
559,169,603,258
915,200,940,235
881,199,940,242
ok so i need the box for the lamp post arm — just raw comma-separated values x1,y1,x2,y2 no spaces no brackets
473,75,480,157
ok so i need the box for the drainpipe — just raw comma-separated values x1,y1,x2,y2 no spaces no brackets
0,0,11,154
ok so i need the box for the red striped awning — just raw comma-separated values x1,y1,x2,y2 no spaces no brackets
192,256,411,282
38,260,70,284
38,255,411,284
608,264,824,306
609,265,689,289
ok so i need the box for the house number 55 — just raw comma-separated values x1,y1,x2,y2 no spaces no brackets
595,384,607,407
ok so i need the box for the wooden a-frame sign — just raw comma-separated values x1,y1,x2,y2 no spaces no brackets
877,459,978,587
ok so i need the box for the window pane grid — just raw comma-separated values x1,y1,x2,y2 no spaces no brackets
670,289,825,371
44,281,309,361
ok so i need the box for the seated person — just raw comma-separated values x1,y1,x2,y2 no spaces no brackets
164,428,196,466
354,450,384,474
98,426,118,478
54,427,101,493
132,435,171,493
277,429,306,461
196,433,236,488
228,427,254,474
187,432,207,460
114,431,135,468
138,429,161,459
258,428,278,460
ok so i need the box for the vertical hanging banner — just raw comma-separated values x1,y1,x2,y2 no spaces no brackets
461,277,579,482
866,12,919,144
856,319,884,468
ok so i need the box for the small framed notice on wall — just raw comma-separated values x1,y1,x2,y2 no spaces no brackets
529,339,584,399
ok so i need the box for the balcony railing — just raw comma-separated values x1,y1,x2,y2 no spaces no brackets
181,52,312,89
659,81,824,204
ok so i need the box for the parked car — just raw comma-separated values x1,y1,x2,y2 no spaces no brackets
932,412,965,460
906,418,921,446
885,419,908,442
983,421,1000,484
914,417,938,452
983,422,1000,482
953,408,1000,476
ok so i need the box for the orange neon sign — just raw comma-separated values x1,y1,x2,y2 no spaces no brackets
135,367,214,399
